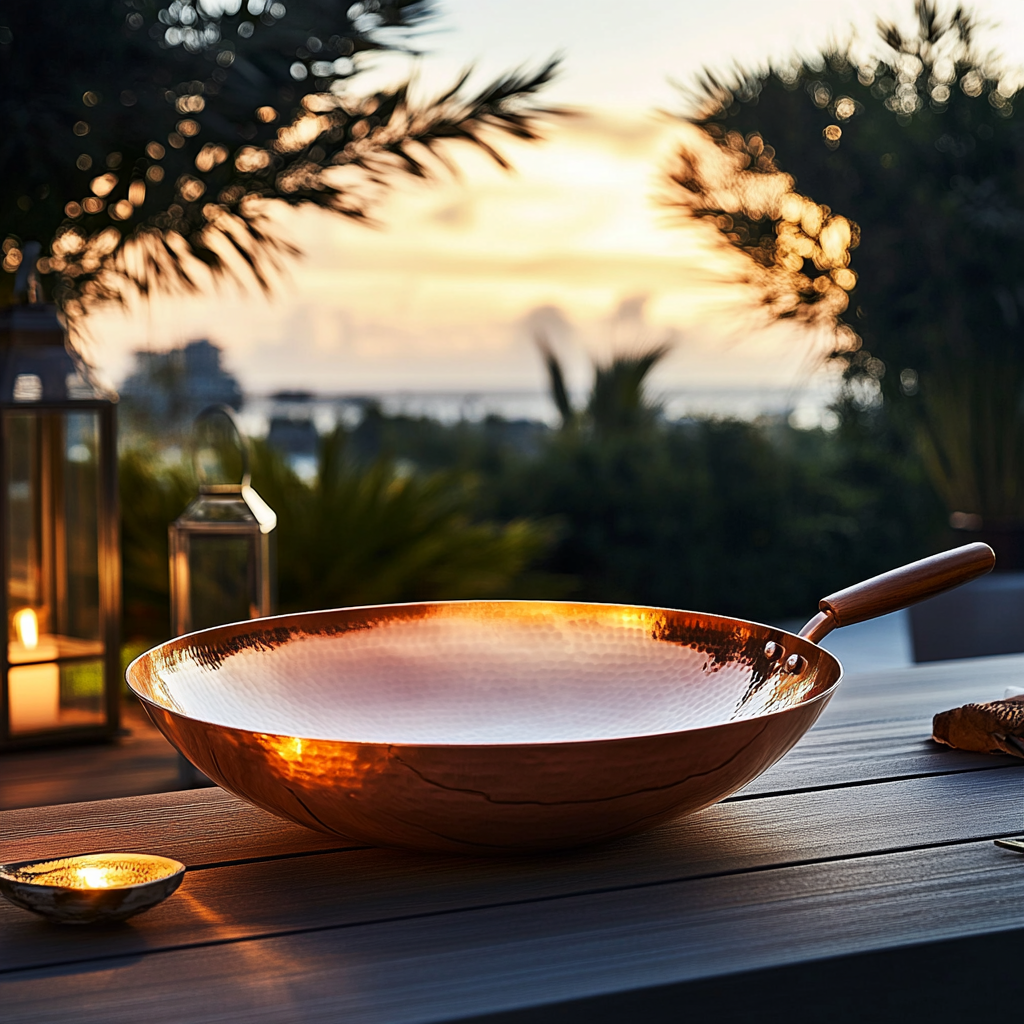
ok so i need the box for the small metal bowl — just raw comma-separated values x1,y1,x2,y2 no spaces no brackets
0,852,185,924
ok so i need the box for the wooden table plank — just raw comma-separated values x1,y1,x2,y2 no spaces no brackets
3,655,1023,1023
453,929,1024,1024
738,654,1024,794
737,717,1019,797
0,789,356,866
822,655,1024,728
2,765,1021,974
2,840,1022,1024
0,703,181,812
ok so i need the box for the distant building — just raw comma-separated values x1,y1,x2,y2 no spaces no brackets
119,339,243,439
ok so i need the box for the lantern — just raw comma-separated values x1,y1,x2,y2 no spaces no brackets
169,406,276,638
0,303,120,749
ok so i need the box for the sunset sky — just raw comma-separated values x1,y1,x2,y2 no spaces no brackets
84,0,1024,401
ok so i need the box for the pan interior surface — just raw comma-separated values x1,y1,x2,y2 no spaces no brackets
132,602,838,746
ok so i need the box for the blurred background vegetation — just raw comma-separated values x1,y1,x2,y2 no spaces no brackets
6,0,1014,646
669,0,1024,533
120,342,945,644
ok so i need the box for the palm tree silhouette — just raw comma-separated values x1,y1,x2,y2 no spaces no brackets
537,334,669,435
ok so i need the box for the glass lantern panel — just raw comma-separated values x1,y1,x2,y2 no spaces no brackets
6,412,41,620
8,660,60,733
60,659,105,727
7,659,105,735
6,410,103,688
62,412,102,645
187,533,259,631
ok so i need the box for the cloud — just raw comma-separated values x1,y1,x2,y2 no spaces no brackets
83,108,817,398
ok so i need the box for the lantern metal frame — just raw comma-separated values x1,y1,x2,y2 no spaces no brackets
0,304,120,750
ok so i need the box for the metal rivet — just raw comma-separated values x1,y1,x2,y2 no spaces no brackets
785,653,804,674
764,641,782,661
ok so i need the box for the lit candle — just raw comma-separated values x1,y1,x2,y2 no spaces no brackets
8,608,60,733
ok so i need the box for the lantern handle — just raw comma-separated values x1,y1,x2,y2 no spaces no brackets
191,405,251,491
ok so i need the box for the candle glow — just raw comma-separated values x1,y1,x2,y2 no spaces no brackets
3,853,184,890
0,852,187,923
77,866,114,889
8,607,60,733
14,607,39,649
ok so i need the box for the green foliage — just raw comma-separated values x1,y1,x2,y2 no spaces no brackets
355,353,944,623
119,446,194,639
539,339,670,436
249,430,554,611
536,336,574,428
482,416,943,623
117,340,945,636
347,403,547,474
0,1,558,316
60,659,104,703
119,403,945,635
119,432,555,640
585,346,670,436
667,1,1024,520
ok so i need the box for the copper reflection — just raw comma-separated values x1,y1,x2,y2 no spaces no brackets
128,601,840,854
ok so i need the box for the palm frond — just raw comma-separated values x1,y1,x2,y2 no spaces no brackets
536,332,574,428
0,1,561,318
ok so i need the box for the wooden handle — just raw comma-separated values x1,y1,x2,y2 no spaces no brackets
799,543,995,643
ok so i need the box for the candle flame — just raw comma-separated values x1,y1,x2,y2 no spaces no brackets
14,608,38,649
77,866,114,889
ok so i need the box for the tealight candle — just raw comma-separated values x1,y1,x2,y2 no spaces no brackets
8,608,60,733
0,852,185,924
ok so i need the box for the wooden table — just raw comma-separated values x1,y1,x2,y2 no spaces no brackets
3,655,1024,1023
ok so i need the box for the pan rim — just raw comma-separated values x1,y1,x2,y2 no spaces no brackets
126,599,844,748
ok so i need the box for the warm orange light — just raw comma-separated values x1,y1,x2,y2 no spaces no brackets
14,608,38,650
90,172,118,197
275,735,304,761
4,853,182,891
195,143,229,173
254,732,376,789
234,146,271,173
77,865,114,889
175,94,205,115
9,607,59,732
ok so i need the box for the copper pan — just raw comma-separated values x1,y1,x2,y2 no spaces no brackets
127,544,994,855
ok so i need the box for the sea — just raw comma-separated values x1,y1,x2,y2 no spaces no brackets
236,383,840,438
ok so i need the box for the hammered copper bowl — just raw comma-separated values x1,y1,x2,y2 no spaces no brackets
127,546,995,855
128,600,842,854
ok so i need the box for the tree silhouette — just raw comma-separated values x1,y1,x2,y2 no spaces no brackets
667,1,1024,521
538,338,669,436
0,1,557,318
